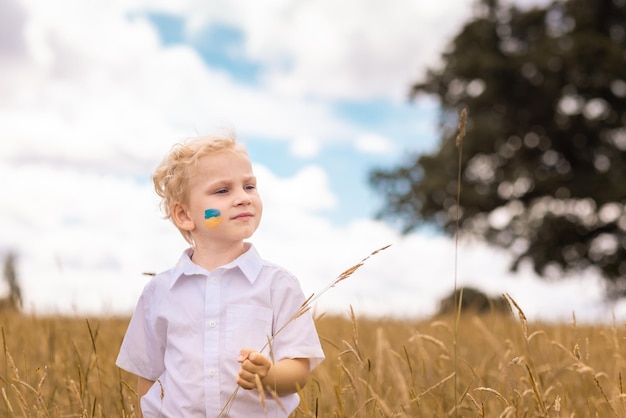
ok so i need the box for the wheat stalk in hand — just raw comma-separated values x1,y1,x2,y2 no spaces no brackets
218,244,392,417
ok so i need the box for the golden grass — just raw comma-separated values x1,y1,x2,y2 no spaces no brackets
0,313,136,417
1,307,624,417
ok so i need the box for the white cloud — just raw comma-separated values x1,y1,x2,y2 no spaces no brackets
0,160,183,313
1,0,364,174
255,163,337,215
144,0,475,101
355,133,393,154
259,0,473,101
289,135,321,158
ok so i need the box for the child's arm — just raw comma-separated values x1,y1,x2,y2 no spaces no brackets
136,376,155,418
237,349,310,395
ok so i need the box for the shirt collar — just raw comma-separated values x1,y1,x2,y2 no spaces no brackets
169,243,263,289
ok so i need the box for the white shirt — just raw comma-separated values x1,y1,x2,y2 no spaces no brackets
116,244,324,417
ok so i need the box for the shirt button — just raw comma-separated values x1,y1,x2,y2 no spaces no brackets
208,369,216,377
208,320,217,328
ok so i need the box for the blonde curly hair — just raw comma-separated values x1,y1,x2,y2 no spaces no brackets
152,131,248,244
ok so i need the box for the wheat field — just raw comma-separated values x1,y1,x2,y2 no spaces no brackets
1,305,624,417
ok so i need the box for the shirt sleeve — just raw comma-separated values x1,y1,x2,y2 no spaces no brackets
269,270,325,370
116,279,166,380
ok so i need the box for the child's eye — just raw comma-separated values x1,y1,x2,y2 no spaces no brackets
215,188,228,194
245,184,256,190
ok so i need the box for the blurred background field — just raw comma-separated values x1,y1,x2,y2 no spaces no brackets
1,307,624,417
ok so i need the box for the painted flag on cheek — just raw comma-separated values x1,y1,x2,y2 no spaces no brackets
204,208,222,228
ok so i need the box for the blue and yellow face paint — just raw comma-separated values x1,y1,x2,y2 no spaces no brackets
204,208,222,228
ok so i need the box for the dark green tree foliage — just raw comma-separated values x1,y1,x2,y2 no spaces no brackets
370,0,626,296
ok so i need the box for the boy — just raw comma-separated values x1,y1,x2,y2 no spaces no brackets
116,132,325,417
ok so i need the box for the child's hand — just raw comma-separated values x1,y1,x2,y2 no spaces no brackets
236,349,272,390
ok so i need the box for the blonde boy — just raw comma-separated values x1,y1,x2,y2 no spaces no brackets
116,132,324,417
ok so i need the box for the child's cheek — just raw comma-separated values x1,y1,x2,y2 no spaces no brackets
204,208,222,228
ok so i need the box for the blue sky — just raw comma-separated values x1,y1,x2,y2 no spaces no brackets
2,0,623,322
142,10,441,224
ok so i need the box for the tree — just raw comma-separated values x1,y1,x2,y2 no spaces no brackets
437,287,510,316
369,0,626,297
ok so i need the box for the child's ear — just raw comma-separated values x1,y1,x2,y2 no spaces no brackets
171,202,195,231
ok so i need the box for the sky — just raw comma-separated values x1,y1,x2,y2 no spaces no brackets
1,0,625,323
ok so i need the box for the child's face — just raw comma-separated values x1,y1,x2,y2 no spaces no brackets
183,150,262,245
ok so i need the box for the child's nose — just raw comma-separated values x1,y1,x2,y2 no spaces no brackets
235,188,252,205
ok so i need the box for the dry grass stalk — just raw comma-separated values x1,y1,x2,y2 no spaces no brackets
339,363,359,407
474,386,510,407
409,333,448,354
5,352,18,382
1,388,14,417
333,369,346,417
456,107,468,148
573,343,581,359
525,364,547,415
69,379,88,418
339,340,364,368
349,305,360,358
527,330,545,342
373,328,387,384
504,292,551,415
253,373,267,414
452,107,468,418
497,406,516,418
465,392,485,417
218,244,391,417
10,383,28,418
402,346,414,382
415,372,455,401
550,340,581,362
266,386,285,413
359,378,394,417
4,353,28,417
503,293,528,337
13,378,48,414
156,378,164,400
594,374,618,417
